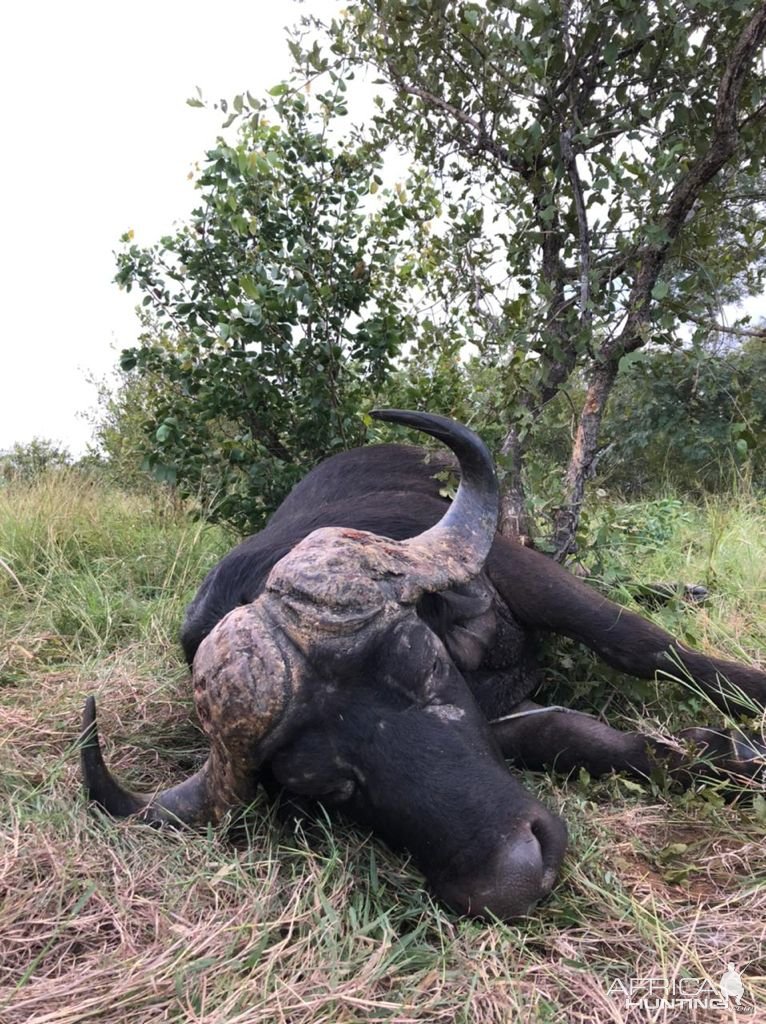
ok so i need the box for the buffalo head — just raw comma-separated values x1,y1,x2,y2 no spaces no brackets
81,410,567,919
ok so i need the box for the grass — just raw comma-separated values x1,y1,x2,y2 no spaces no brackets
1,472,764,1022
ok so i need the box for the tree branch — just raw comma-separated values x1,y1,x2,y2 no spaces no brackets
682,312,766,340
384,66,530,174
603,1,766,363
553,2,766,561
561,130,591,323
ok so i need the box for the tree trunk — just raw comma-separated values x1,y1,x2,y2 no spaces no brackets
498,426,534,541
551,361,617,562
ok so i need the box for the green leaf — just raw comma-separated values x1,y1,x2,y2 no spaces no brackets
618,350,647,373
239,276,260,300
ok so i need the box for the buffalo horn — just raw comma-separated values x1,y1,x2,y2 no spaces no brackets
370,410,499,598
80,696,217,825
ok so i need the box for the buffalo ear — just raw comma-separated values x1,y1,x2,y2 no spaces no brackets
418,582,497,672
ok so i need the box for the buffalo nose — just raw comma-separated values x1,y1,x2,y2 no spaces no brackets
432,807,567,921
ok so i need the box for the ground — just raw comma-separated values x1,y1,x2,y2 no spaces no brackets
1,472,764,1023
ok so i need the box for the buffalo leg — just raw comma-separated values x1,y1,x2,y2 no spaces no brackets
490,701,765,787
488,536,766,718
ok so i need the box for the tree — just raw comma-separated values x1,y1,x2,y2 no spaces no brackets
313,0,766,555
115,84,442,531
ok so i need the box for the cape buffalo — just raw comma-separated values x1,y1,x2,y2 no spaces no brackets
81,410,766,919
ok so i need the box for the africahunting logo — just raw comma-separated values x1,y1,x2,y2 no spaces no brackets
606,962,756,1013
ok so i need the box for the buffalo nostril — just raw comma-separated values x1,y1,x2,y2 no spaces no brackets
427,805,567,921
473,827,545,919
432,821,561,921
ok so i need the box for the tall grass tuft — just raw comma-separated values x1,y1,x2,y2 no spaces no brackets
0,471,231,671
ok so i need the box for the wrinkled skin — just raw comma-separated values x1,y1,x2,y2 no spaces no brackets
81,412,766,921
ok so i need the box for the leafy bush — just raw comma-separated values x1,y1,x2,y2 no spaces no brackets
601,341,766,495
1,439,72,483
115,87,443,533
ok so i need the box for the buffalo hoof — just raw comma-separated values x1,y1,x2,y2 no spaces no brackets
633,582,710,608
677,727,766,787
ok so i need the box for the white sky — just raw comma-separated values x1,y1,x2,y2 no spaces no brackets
0,0,342,455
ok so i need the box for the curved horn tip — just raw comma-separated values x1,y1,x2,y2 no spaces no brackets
80,695,107,796
78,696,217,826
370,409,496,469
371,408,472,440
79,695,146,818
81,694,97,735
370,409,499,591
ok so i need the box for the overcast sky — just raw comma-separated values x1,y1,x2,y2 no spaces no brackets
0,0,342,455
